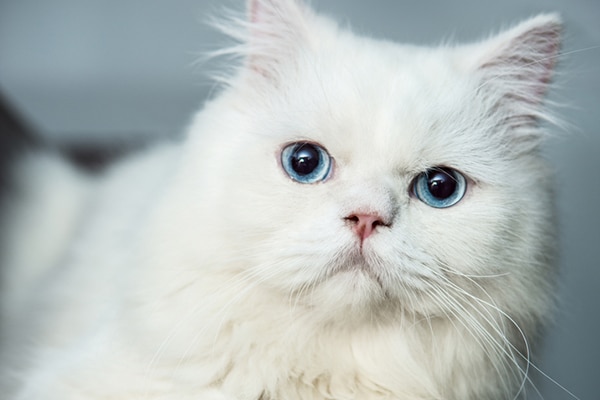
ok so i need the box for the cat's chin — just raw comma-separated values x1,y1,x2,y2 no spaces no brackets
292,251,442,321
298,269,448,325
302,268,391,318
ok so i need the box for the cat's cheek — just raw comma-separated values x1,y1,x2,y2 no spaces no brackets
413,186,507,277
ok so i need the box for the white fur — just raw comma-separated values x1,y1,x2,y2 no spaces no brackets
0,1,562,399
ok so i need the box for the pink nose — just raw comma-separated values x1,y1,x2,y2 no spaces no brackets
345,213,387,242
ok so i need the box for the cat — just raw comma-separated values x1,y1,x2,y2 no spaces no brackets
0,0,564,399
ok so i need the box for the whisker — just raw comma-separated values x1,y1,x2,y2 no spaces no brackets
422,269,539,399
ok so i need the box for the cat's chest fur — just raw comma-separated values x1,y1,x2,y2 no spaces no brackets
121,276,493,400
205,319,435,400
122,307,447,400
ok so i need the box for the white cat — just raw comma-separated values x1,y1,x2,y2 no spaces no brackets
0,0,563,399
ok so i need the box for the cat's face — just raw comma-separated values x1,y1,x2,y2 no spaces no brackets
185,0,559,320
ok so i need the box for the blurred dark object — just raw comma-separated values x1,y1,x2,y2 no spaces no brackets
0,91,38,191
0,92,37,148
61,139,145,173
0,90,144,174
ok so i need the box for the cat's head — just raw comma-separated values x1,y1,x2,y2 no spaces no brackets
182,0,561,323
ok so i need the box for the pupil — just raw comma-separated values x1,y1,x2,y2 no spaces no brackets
291,144,320,176
427,170,457,199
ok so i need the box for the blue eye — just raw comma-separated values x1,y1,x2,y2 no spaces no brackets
281,142,332,183
413,167,467,208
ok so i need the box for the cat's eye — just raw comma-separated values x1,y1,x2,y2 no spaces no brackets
412,167,467,208
281,142,332,184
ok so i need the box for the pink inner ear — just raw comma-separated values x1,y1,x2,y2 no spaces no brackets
248,0,261,24
476,16,562,104
242,0,310,83
248,0,277,25
245,0,281,79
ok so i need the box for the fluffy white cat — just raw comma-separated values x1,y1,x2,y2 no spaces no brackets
0,0,563,399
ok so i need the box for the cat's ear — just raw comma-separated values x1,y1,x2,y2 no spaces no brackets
466,14,562,105
244,0,313,82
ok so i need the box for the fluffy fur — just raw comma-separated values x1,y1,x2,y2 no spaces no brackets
0,0,563,399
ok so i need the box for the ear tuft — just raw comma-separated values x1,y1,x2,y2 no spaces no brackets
462,14,563,148
244,0,312,81
473,13,562,104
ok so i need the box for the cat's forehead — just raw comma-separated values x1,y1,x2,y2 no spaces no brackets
274,40,484,172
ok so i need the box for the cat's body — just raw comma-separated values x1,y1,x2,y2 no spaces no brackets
0,1,562,399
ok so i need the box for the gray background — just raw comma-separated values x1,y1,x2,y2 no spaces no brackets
0,1,598,398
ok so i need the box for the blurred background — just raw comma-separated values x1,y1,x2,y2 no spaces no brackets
0,0,598,398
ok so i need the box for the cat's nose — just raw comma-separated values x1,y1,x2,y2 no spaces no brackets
345,213,389,242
